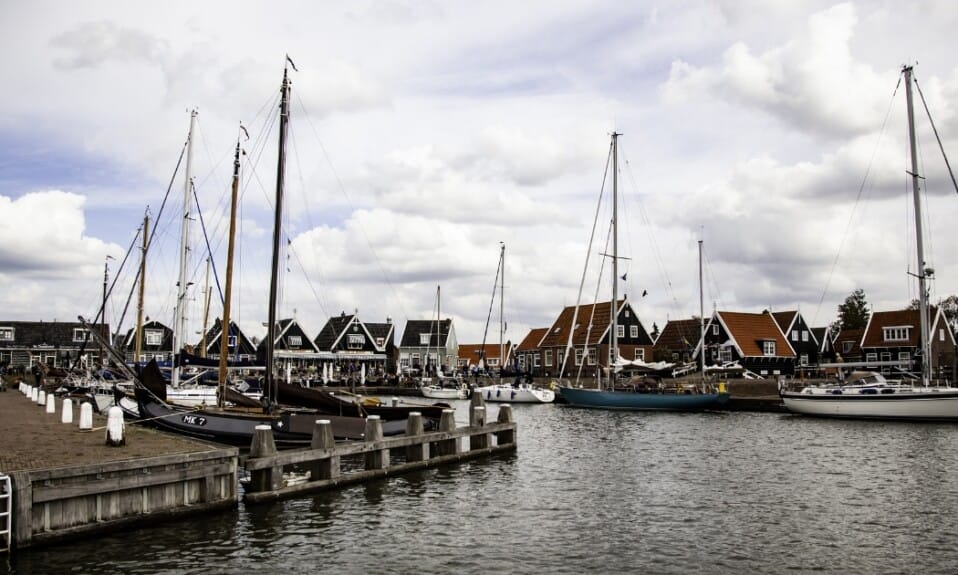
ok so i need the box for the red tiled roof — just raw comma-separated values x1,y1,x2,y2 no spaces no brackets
834,327,865,356
771,311,797,333
458,343,509,363
862,308,937,348
717,310,794,357
539,300,624,348
654,318,703,350
517,328,548,351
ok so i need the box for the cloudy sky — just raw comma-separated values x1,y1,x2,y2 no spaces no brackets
2,0,958,348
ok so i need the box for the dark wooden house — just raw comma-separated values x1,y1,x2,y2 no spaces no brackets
0,320,112,371
314,312,396,377
513,328,548,375
860,307,957,382
120,320,174,364
698,310,795,377
771,310,820,371
398,318,458,376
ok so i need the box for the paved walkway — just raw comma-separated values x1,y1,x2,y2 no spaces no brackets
0,381,217,473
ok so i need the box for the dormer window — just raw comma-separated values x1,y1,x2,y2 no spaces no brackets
0,327,12,341
842,341,853,354
288,335,302,347
145,329,163,346
73,328,90,343
883,326,910,342
762,340,776,356
420,334,431,345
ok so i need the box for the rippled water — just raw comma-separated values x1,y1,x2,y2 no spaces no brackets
7,401,958,574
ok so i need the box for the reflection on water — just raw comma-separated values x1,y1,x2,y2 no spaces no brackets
8,401,958,574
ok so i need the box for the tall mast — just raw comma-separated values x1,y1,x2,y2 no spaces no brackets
218,139,242,407
904,66,932,386
172,109,197,388
101,257,109,366
499,242,505,381
135,211,149,364
437,285,441,374
200,258,212,358
266,67,291,407
610,132,620,388
699,239,705,383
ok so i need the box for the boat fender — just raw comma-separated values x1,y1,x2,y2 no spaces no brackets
496,389,501,397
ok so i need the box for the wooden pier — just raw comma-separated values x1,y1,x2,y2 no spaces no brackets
243,399,517,504
0,380,238,551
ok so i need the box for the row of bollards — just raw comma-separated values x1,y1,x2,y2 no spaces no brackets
16,381,124,446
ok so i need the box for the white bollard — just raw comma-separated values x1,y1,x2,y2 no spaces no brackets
37,390,46,406
392,396,399,407
62,398,74,424
105,406,125,446
19,382,25,394
45,394,56,414
31,387,38,403
79,402,93,430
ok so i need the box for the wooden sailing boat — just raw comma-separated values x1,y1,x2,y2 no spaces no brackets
558,132,729,410
133,63,409,444
780,65,958,420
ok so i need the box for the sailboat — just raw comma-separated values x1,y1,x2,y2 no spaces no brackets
474,243,556,403
558,133,729,410
133,62,409,443
780,65,958,420
420,286,470,400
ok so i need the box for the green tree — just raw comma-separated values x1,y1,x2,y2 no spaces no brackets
837,289,870,330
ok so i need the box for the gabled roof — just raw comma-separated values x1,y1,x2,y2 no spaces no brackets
811,326,833,353
459,342,513,364
122,320,172,350
539,300,626,348
833,327,865,357
771,311,798,334
257,317,320,352
516,328,549,352
714,310,795,358
198,318,257,356
0,320,111,348
861,307,946,348
654,318,703,350
400,319,453,347
314,312,394,352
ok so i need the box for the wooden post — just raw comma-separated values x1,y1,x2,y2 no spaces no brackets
78,402,93,431
405,412,428,462
309,420,339,481
435,409,459,456
364,415,388,470
61,398,73,424
496,404,515,445
470,406,488,450
249,425,282,492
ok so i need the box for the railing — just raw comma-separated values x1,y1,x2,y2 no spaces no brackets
243,404,517,504
0,473,11,553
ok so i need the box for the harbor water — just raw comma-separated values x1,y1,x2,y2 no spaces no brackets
6,399,958,574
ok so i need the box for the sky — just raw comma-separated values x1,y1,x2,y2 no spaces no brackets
2,0,958,348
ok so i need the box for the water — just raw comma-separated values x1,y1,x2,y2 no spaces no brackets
6,401,958,574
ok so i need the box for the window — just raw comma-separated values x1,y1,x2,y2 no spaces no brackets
489,358,500,367
557,350,564,366
544,350,553,366
73,328,90,343
898,352,911,363
941,329,947,342
792,330,799,341
400,357,410,368
719,347,732,362
0,327,13,341
799,354,808,366
587,349,596,365
671,352,679,360
630,325,638,338
420,333,431,345
712,324,719,336
616,325,624,339
533,353,541,367
880,352,892,363
634,348,645,361
883,327,910,342
865,353,878,364
227,335,237,347
802,330,809,342
842,341,853,354
288,335,302,347
624,310,630,318
575,349,583,366
145,329,162,346
348,334,364,349
762,341,776,356
376,337,385,347
411,353,420,366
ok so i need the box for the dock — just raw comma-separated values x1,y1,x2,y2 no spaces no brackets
0,379,238,551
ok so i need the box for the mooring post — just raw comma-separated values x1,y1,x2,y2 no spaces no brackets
405,412,428,462
496,404,515,445
45,393,56,414
309,419,340,481
36,389,46,407
78,402,93,430
470,405,489,450
105,406,125,447
435,409,459,456
249,425,282,492
61,398,74,424
364,415,388,470
30,387,38,403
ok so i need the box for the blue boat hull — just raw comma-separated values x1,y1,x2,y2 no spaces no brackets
558,387,730,411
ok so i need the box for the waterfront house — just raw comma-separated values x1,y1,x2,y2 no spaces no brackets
398,319,458,376
832,327,865,366
514,328,548,375
256,317,321,372
860,307,957,381
811,325,837,365
771,310,820,371
0,320,111,371
195,318,259,363
458,342,515,375
120,319,173,364
652,318,704,363
536,298,655,378
314,311,396,380
698,310,795,377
